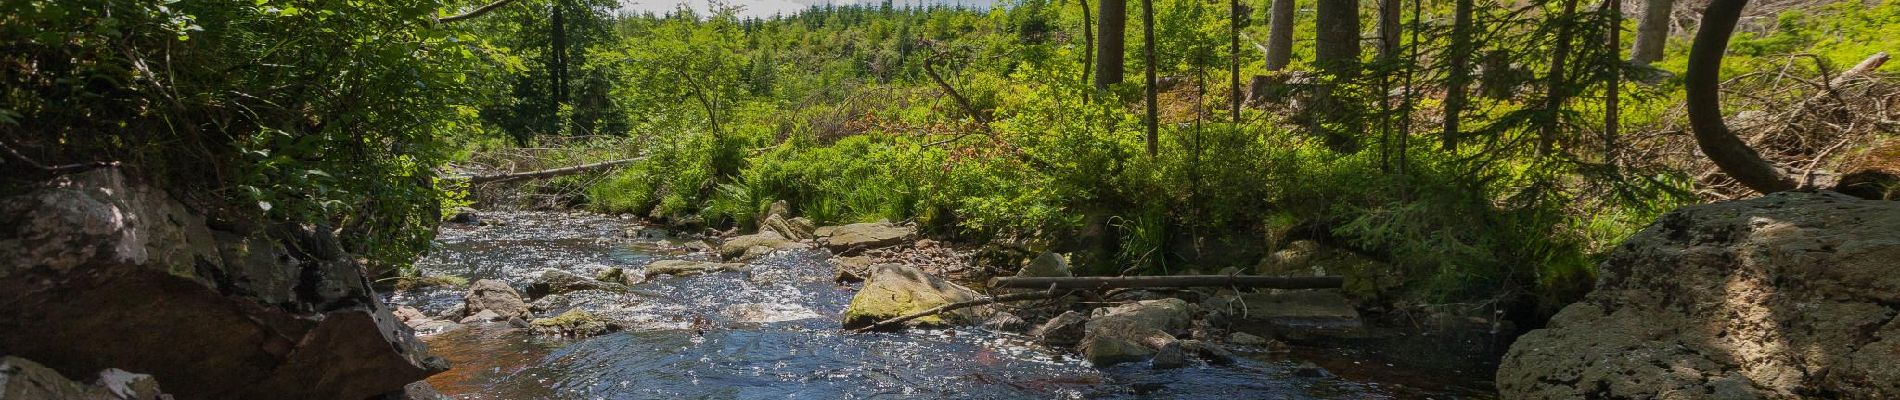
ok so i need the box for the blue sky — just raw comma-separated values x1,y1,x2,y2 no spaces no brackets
619,0,997,19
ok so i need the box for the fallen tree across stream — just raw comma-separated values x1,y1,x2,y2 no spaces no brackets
851,288,1070,333
452,156,646,184
988,275,1344,290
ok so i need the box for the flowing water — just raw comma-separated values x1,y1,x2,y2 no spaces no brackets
385,211,1457,399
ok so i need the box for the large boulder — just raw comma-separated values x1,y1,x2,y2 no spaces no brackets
1,356,170,399
463,279,533,320
1016,251,1073,278
718,232,806,261
1499,192,1900,399
841,264,990,330
816,222,916,254
0,169,444,399
1079,298,1193,367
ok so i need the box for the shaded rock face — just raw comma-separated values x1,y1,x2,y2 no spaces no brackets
841,264,989,330
0,169,444,399
1,356,170,400
525,268,623,299
816,222,916,254
1499,192,1900,399
1030,310,1089,347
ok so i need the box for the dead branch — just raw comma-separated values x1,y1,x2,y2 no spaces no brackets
456,156,645,184
850,289,1070,333
437,0,521,23
988,275,1345,290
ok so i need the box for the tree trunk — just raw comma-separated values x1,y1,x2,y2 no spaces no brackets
1230,0,1243,122
1143,0,1159,157
550,1,568,135
1686,0,1795,193
1630,0,1672,66
1264,0,1295,71
1603,0,1621,162
1313,0,1361,151
1081,0,1095,86
1378,0,1401,60
1442,0,1474,151
1538,0,1583,156
1096,0,1126,88
1314,0,1361,76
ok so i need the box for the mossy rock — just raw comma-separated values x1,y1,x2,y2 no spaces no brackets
840,264,987,330
529,309,618,337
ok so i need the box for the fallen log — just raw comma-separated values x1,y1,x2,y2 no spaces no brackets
457,156,645,184
988,275,1344,290
850,289,1070,333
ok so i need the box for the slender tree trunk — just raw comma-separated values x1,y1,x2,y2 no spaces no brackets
1603,0,1621,162
550,1,567,135
1081,0,1095,86
1230,0,1243,122
1264,0,1294,71
1630,0,1672,65
1378,0,1401,59
1097,0,1126,88
1143,0,1158,157
1442,0,1474,151
1686,0,1795,193
1538,0,1583,156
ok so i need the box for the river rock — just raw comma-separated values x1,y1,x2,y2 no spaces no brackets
718,232,807,260
375,381,452,400
464,279,533,320
760,213,817,241
1498,191,1900,399
1150,341,1189,369
1079,298,1192,367
526,268,624,299
529,309,620,337
1,356,170,400
596,267,643,285
459,309,503,324
981,312,1030,332
830,255,875,283
1229,331,1270,346
1030,310,1090,347
1017,251,1073,277
817,222,916,254
643,260,747,278
841,264,990,330
0,169,444,399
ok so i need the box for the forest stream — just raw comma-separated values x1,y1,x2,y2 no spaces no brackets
384,211,1486,399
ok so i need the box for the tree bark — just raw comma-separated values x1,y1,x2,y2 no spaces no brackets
1442,0,1474,151
989,275,1345,290
1081,0,1095,86
1630,0,1672,66
1230,0,1243,122
1096,0,1127,88
1686,0,1795,193
1538,0,1583,156
1313,0,1362,151
1377,0,1401,60
1143,0,1158,157
1264,0,1295,71
1603,0,1622,162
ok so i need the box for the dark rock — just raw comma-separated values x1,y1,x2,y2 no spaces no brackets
1239,290,1362,330
526,268,623,299
374,381,451,400
1,356,171,399
1150,342,1189,369
1079,299,1192,367
643,260,746,279
1030,310,1089,347
463,279,532,320
0,169,444,399
1499,192,1900,399
445,207,480,225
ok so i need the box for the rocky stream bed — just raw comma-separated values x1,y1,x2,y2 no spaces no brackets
383,211,1496,399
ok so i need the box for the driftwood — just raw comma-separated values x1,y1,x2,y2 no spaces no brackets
459,156,645,184
988,275,1344,290
850,289,1069,333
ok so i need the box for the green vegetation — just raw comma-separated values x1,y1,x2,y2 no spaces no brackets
6,0,1895,321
